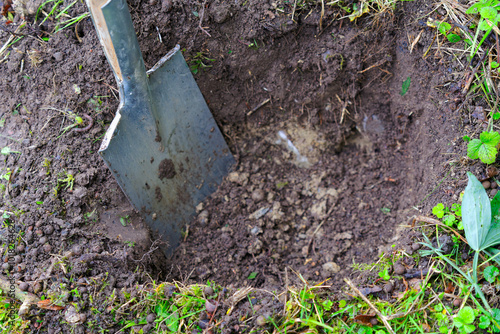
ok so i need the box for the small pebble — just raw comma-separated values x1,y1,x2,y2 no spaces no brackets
383,282,394,293
33,282,42,294
491,181,498,189
14,255,21,264
146,313,156,323
198,320,208,329
370,318,379,326
2,263,10,271
19,282,28,291
256,315,267,326
453,298,462,307
411,243,421,251
251,189,265,202
35,229,44,237
483,181,491,189
205,300,217,313
39,236,48,245
53,52,63,62
393,263,406,275
203,286,214,296
491,189,498,197
43,244,52,253
44,225,54,235
16,244,25,253
72,245,83,256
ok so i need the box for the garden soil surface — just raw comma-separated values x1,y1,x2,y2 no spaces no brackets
0,0,490,332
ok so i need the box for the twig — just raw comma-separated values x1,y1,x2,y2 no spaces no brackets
198,0,211,37
247,98,270,116
344,278,395,334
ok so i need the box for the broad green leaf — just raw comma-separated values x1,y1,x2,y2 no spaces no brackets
464,324,476,333
467,139,483,159
492,61,500,69
447,34,461,43
480,6,498,20
478,143,498,164
479,315,491,329
481,219,500,249
479,19,493,31
438,22,452,34
483,265,500,283
466,3,482,14
458,306,476,324
400,77,411,96
462,172,491,251
492,191,500,217
480,131,500,146
247,271,258,280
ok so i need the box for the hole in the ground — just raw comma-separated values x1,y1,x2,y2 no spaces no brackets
165,87,421,290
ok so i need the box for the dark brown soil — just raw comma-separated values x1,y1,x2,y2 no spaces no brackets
0,0,484,332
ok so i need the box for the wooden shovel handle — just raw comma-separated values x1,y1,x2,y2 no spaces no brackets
86,0,123,82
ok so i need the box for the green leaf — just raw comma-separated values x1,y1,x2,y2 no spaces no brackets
400,77,411,96
435,304,443,312
480,131,500,146
479,315,491,329
479,19,493,31
433,203,445,218
467,132,500,163
484,265,500,283
447,34,461,43
1,147,11,155
464,324,476,333
247,272,258,280
458,306,476,324
339,299,347,308
480,6,498,20
479,144,498,164
463,135,471,142
492,191,500,217
462,172,491,251
468,139,483,159
443,214,456,226
493,61,500,69
378,268,390,280
466,3,482,14
438,22,452,34
120,217,127,226
482,219,500,249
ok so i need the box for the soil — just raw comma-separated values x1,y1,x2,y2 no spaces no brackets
0,0,488,332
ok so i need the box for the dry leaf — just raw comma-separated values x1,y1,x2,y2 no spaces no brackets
354,313,377,327
37,299,65,311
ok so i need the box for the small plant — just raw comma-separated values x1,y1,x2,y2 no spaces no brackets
466,131,500,164
453,306,476,333
432,202,463,229
1,147,20,155
120,215,130,226
484,265,500,283
57,113,84,138
57,171,75,191
42,158,51,175
187,52,215,74
400,76,411,96
466,0,500,58
124,241,135,247
378,268,390,280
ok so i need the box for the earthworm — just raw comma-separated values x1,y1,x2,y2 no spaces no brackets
72,113,93,133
